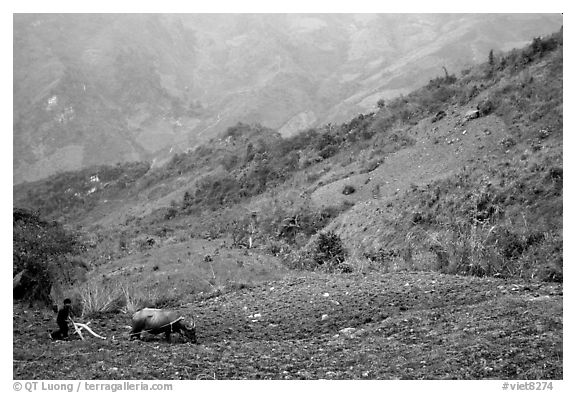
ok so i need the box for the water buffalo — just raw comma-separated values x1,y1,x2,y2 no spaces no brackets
130,308,197,343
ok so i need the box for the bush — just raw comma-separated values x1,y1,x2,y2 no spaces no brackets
316,133,342,159
311,232,348,270
281,231,349,272
477,98,495,116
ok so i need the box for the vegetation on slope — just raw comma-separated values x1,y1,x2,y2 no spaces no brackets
13,30,563,306
360,147,562,282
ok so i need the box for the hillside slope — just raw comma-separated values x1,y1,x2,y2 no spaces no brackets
318,36,563,281
14,30,563,284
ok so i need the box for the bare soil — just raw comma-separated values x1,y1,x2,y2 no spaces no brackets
14,271,562,380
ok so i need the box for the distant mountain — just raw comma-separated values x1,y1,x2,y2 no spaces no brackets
13,13,562,184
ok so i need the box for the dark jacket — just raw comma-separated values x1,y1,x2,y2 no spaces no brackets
50,306,72,340
56,307,71,327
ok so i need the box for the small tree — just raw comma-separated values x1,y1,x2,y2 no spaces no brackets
312,231,347,269
488,49,495,67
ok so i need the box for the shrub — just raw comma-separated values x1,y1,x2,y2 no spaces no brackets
281,231,349,272
315,132,342,159
488,227,525,259
437,222,504,277
421,220,560,280
311,231,348,270
477,98,495,116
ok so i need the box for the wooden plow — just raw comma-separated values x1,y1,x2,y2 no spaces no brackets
70,318,106,340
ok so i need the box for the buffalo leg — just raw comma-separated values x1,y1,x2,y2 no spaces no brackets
165,331,171,342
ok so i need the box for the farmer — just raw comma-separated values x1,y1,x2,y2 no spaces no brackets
49,298,73,340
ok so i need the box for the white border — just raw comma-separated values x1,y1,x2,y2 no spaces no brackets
3,4,571,391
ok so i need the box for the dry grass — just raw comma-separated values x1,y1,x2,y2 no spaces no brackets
76,281,123,316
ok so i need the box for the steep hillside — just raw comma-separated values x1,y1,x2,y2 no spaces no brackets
13,14,562,183
14,30,563,288
321,33,563,282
